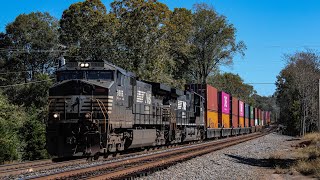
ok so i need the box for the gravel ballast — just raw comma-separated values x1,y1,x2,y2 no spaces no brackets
138,132,295,180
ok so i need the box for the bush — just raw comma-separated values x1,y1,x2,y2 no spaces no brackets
19,107,49,161
0,93,25,163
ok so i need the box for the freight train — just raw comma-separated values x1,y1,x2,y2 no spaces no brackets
46,61,271,158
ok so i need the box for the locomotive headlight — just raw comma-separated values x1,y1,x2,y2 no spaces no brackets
53,113,59,119
84,63,89,67
85,113,91,119
80,63,85,68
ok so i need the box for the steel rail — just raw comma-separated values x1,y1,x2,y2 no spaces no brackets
30,131,270,180
88,133,267,180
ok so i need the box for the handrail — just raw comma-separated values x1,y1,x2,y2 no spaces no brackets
95,99,108,133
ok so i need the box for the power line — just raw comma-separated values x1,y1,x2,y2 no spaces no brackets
0,49,67,53
0,70,30,75
0,78,55,88
246,83,275,84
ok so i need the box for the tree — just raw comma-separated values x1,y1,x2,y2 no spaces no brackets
111,0,176,85
207,72,256,104
5,74,53,108
3,12,59,83
0,93,26,163
60,0,118,62
166,8,193,81
276,51,320,135
19,107,48,160
190,4,246,84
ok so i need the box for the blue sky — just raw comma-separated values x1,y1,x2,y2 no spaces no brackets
1,0,319,96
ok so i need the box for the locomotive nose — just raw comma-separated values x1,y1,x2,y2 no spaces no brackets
47,79,113,157
48,80,112,121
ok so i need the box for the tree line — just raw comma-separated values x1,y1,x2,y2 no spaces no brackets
276,51,320,136
0,0,275,163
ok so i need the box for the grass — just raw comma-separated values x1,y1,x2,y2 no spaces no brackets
282,133,320,178
269,132,320,178
293,133,320,178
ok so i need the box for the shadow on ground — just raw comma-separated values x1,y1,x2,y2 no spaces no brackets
224,154,296,168
286,138,301,141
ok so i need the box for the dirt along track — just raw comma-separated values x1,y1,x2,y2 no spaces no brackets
30,128,273,180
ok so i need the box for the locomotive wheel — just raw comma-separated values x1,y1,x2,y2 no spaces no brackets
93,152,100,160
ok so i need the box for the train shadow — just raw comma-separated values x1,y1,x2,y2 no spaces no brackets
224,154,296,169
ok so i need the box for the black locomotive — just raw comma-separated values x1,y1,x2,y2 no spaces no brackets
46,61,205,158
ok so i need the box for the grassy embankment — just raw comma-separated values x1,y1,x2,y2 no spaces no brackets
270,133,320,178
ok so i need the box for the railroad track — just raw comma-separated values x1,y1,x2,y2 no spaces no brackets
0,158,88,178
29,130,271,180
0,159,52,175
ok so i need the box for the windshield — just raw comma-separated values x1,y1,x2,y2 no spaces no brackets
57,70,114,81
57,71,84,81
86,71,113,80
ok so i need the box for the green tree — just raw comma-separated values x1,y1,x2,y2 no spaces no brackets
276,51,320,135
207,72,256,104
3,12,59,83
5,74,53,108
0,93,26,163
111,0,176,85
19,107,48,161
166,8,193,81
60,0,118,62
190,4,246,84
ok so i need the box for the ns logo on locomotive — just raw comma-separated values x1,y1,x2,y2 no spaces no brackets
46,60,270,158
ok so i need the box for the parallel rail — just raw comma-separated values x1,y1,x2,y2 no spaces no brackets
30,129,272,180
0,159,87,178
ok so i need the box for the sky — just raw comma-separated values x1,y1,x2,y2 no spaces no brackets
1,0,320,96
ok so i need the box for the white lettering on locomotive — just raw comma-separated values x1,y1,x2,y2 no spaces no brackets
178,100,187,110
137,90,145,103
145,91,151,105
117,90,124,101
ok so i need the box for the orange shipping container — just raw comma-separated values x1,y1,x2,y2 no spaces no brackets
239,117,244,128
231,97,239,128
207,111,218,128
220,113,230,128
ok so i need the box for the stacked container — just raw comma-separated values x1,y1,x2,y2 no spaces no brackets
258,109,262,125
244,104,250,127
206,85,219,128
219,91,230,128
250,106,254,127
231,97,239,128
254,108,258,126
239,100,244,127
265,111,267,125
268,111,271,124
